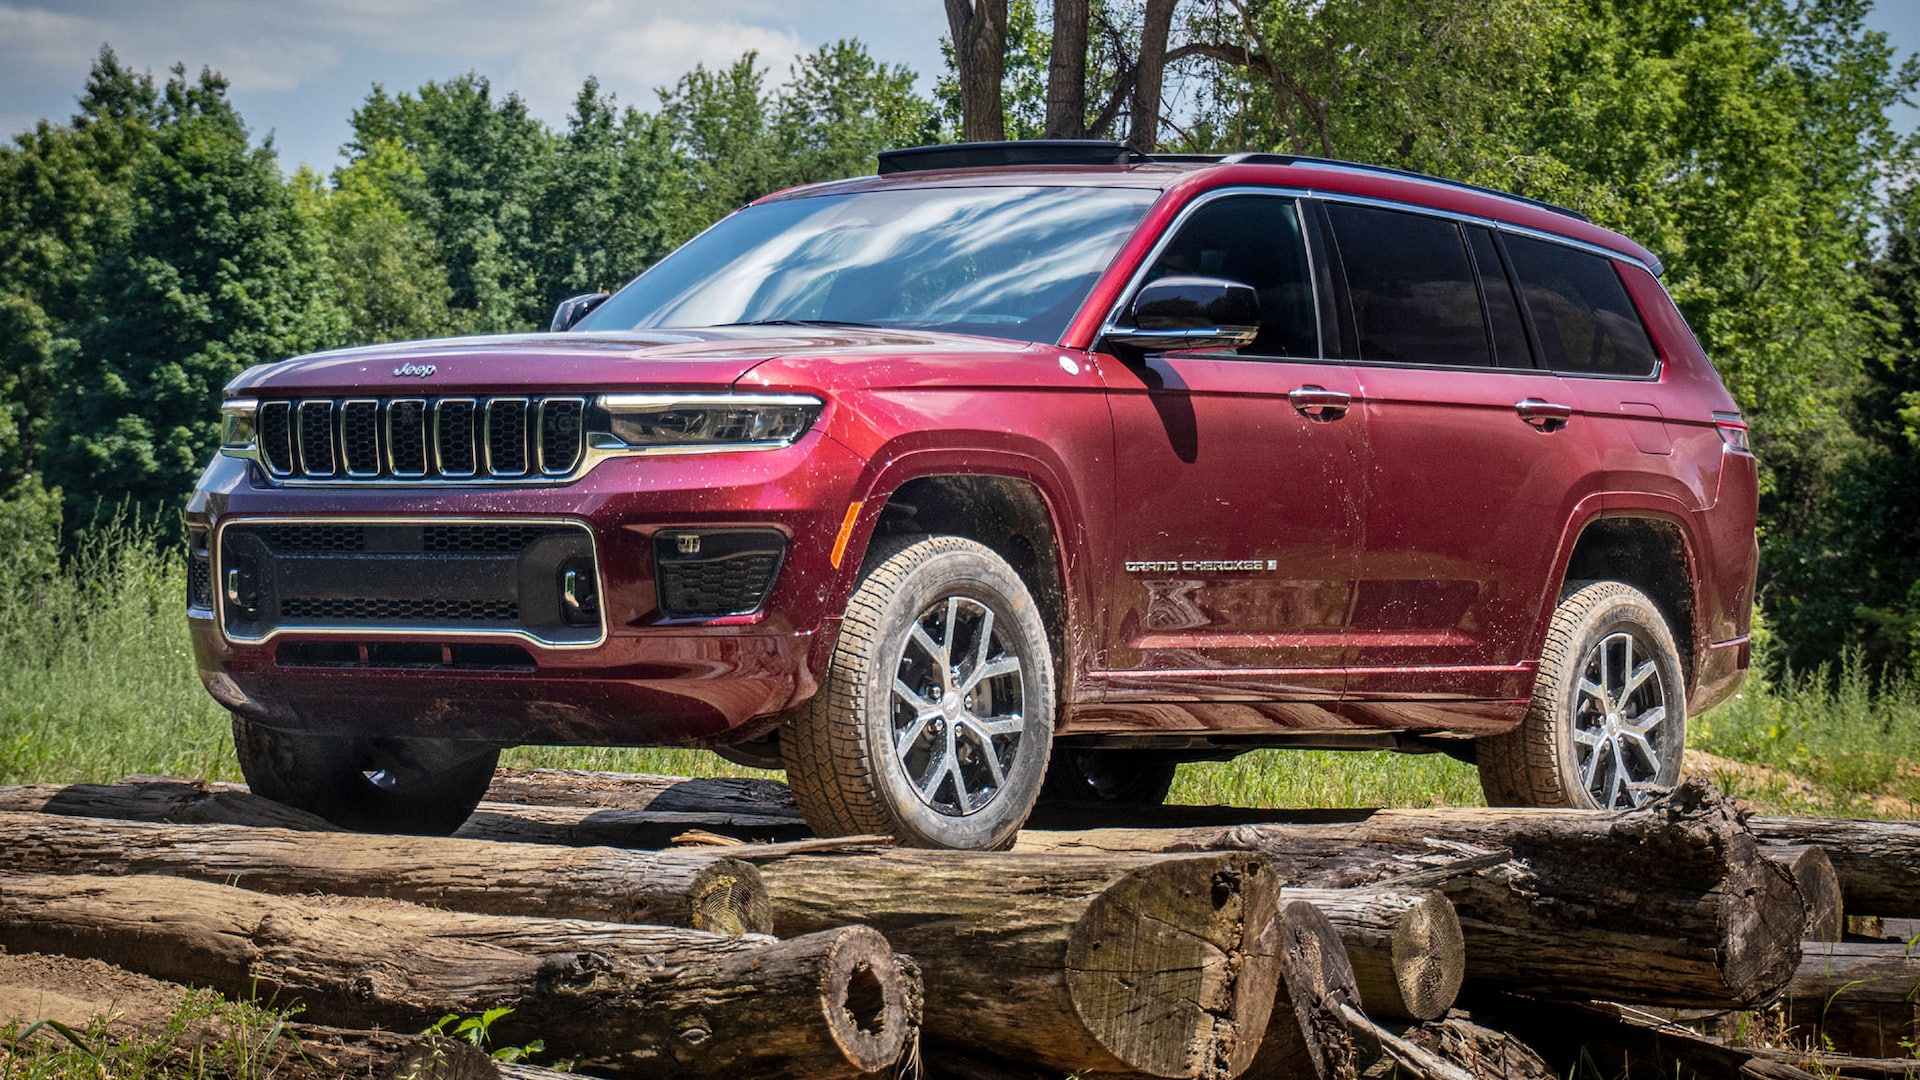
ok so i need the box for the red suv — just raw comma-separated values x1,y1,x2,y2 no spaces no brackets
188,141,1757,848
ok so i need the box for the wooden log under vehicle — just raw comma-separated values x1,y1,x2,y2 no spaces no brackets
0,872,915,1079
1783,939,1920,1060
0,779,334,829
1240,899,1376,1080
1283,885,1463,1022
0,809,772,934
1749,816,1920,920
1022,778,1804,1008
748,848,1282,1080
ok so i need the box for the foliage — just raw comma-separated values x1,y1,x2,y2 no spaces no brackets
0,987,299,1080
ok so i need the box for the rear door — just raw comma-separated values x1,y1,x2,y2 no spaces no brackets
1096,192,1367,709
1320,202,1598,706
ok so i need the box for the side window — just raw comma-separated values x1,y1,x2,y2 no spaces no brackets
1324,203,1491,367
1143,195,1319,357
1502,234,1659,377
1466,226,1534,368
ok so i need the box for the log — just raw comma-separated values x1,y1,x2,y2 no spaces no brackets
0,779,334,829
0,810,771,934
483,769,799,816
751,849,1282,1079
1241,899,1374,1080
1774,844,1845,943
456,800,810,847
0,872,915,1078
1750,816,1920,919
1285,886,1462,1022
1785,940,1920,1059
1027,778,1804,1008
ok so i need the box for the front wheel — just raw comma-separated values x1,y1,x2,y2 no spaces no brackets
232,714,499,835
784,534,1055,849
1478,580,1687,810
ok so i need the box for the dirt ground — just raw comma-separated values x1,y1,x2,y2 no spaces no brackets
0,949,186,1036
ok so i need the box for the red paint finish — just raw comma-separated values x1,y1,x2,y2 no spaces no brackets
190,154,1755,753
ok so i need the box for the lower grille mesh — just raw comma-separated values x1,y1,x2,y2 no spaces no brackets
281,597,521,623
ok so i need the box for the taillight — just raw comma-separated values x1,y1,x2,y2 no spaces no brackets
1712,411,1750,453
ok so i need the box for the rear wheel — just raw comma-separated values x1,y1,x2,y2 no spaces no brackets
1478,581,1687,810
1043,748,1177,806
784,534,1054,849
231,714,498,835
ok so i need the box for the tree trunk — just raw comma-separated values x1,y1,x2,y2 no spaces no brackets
1025,779,1803,1008
1286,886,1463,1022
1045,0,1089,138
1129,0,1177,151
946,0,1009,142
1784,940,1920,1059
484,768,798,816
0,779,334,829
1772,844,1844,943
1749,816,1920,919
0,809,772,934
0,872,914,1078
751,849,1281,1079
1241,900,1375,1080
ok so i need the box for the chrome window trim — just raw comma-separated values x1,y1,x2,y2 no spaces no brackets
212,515,606,650
339,398,382,478
1096,183,1665,380
385,398,429,478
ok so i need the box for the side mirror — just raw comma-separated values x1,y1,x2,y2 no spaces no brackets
1104,275,1260,352
550,292,611,333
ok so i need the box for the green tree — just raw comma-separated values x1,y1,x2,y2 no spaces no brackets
777,40,938,185
658,55,779,241
45,63,341,528
309,139,456,344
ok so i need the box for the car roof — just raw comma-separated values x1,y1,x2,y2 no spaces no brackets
757,145,1663,275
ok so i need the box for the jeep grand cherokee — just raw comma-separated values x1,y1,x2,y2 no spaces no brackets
188,141,1757,848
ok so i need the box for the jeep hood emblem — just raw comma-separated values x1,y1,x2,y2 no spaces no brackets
393,362,437,378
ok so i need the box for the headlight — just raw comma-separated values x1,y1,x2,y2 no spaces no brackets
219,399,258,453
592,394,824,452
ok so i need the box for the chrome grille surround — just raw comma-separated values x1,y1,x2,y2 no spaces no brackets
232,395,586,484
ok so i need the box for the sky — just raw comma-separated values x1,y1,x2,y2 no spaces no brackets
2,1,1919,176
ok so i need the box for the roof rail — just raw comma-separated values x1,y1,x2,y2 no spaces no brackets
1217,152,1590,223
877,140,1148,174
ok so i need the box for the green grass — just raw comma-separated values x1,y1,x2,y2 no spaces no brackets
0,988,299,1080
2,527,1916,819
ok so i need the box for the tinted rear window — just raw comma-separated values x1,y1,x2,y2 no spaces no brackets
1502,235,1659,377
1325,203,1490,367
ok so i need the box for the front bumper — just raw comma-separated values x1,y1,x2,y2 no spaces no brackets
186,432,863,746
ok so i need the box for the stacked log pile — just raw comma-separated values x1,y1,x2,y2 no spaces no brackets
0,769,1916,1079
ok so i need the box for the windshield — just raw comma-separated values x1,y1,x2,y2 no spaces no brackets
576,185,1160,344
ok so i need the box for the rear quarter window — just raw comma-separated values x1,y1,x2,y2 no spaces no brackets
1502,234,1659,377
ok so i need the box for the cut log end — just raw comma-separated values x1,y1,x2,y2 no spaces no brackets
817,925,913,1075
1065,853,1281,1079
1389,890,1466,1022
686,858,774,936
1780,846,1844,944
1242,900,1372,1080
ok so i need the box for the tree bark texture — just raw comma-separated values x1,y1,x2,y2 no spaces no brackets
1128,0,1177,151
751,849,1281,1079
1750,816,1920,919
1771,843,1844,943
0,779,334,829
0,810,772,934
946,0,1009,142
1784,939,1920,1060
1240,899,1375,1080
1025,779,1802,1007
0,872,914,1078
1285,886,1463,1022
1045,0,1089,138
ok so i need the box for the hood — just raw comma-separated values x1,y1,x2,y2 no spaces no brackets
224,326,1036,397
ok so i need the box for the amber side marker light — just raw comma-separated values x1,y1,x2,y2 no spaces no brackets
830,501,864,569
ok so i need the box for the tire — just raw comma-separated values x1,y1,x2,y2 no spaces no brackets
231,714,499,835
784,534,1055,849
1478,580,1687,810
1042,748,1177,806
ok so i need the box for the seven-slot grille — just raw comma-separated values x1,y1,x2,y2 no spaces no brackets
254,397,585,482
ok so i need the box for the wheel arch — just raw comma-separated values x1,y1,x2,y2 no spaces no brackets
1549,502,1703,695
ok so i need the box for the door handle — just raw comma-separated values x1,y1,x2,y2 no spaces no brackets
1289,385,1352,422
1515,398,1573,431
